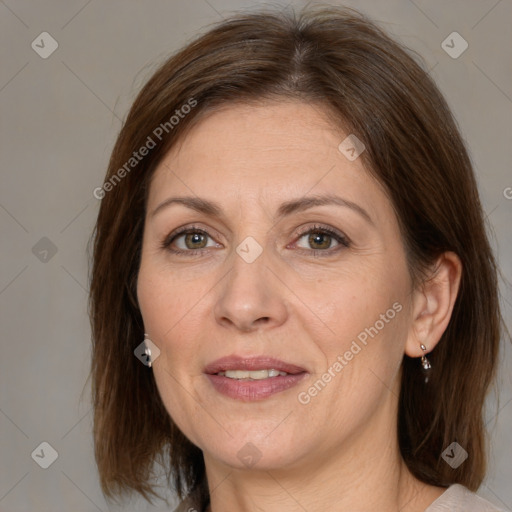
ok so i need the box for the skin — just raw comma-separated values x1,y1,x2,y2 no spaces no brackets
137,101,462,512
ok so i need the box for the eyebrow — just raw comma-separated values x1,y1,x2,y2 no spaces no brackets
150,194,374,225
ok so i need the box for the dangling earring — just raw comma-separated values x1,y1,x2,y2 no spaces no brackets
420,343,431,370
420,343,431,382
144,333,152,368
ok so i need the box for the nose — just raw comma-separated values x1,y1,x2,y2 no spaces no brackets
213,250,288,333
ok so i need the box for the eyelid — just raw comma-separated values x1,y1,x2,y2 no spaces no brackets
164,223,220,242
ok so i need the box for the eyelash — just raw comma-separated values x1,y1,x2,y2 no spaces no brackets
160,223,351,257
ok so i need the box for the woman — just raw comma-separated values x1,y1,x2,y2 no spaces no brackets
89,5,506,511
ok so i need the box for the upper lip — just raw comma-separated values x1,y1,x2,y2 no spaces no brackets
204,355,307,375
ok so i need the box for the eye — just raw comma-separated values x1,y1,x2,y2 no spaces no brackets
161,226,219,254
294,225,350,254
161,224,350,257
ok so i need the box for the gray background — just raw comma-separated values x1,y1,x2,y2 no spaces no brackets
1,0,511,510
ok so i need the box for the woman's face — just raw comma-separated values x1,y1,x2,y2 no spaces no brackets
137,100,415,473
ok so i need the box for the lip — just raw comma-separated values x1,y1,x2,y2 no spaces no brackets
204,355,307,375
204,355,308,402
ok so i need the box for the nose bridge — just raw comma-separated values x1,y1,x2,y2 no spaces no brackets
213,238,288,331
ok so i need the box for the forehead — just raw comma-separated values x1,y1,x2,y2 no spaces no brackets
147,101,386,217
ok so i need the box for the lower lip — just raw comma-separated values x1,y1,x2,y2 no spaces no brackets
206,373,308,401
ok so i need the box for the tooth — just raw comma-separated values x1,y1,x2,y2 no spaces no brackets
222,369,288,380
248,370,270,380
225,370,251,379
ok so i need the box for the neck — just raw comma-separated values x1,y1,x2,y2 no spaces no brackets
202,384,444,512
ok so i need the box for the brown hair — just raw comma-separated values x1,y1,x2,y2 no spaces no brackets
88,4,504,506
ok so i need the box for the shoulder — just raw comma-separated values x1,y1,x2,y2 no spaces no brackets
425,484,506,512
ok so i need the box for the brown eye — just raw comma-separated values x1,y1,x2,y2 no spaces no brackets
163,228,218,253
296,230,339,251
183,232,208,249
306,232,334,250
293,225,350,255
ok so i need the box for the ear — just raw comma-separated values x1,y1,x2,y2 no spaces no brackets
405,251,462,358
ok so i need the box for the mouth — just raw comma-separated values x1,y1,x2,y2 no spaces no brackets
204,356,308,401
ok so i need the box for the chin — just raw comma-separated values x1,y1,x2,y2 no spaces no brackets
200,428,313,472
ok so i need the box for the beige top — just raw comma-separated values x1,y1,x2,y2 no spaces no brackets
424,484,505,511
172,484,505,512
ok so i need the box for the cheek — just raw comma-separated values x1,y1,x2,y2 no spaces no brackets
308,270,400,343
304,266,409,398
137,264,205,441
137,259,204,340
136,264,201,410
